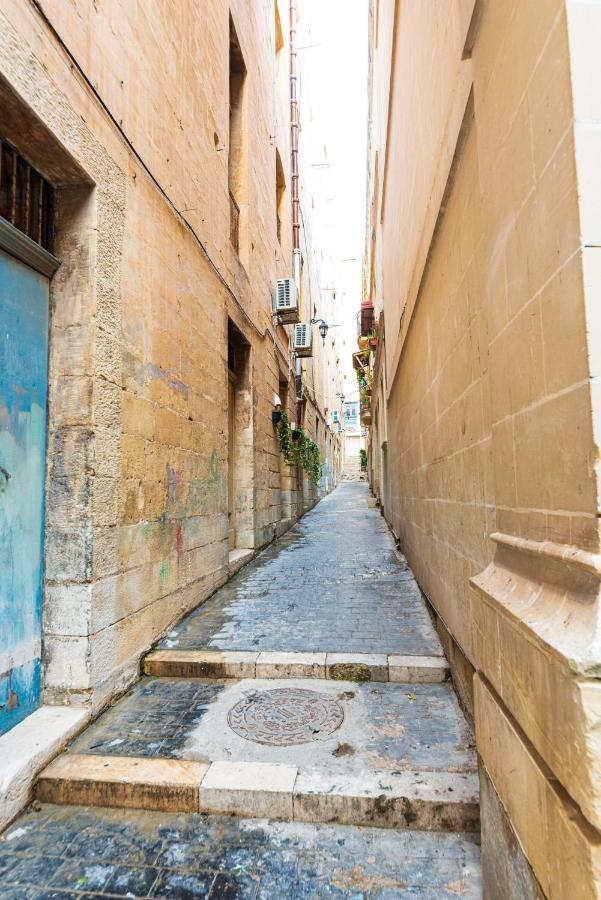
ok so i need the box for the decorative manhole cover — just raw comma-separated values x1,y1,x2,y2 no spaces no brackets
227,688,344,746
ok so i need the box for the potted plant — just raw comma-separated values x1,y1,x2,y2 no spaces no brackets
367,329,378,350
359,449,368,470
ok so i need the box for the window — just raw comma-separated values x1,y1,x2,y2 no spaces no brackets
0,139,53,251
229,15,248,262
345,402,359,431
275,149,286,245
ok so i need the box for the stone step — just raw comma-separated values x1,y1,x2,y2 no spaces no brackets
143,649,450,683
36,675,478,832
37,754,207,812
36,753,479,831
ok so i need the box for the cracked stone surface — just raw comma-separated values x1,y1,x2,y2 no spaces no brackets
158,482,444,656
0,804,482,898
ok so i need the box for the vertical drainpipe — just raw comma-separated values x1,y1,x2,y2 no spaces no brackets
290,0,303,419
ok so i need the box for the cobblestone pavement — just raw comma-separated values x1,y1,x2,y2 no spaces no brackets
1,483,481,897
159,483,443,655
0,804,481,899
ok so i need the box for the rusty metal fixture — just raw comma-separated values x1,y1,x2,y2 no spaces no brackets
229,189,240,253
227,688,344,746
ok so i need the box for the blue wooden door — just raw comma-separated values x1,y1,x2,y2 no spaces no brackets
0,247,49,734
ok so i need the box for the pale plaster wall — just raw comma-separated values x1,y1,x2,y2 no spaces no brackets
365,0,601,894
0,0,341,717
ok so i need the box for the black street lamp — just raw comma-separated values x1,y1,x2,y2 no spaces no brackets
310,318,329,342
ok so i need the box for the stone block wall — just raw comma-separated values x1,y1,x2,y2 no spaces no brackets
0,0,341,717
365,0,601,894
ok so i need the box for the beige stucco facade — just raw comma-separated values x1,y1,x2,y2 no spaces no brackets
0,0,341,720
362,0,601,896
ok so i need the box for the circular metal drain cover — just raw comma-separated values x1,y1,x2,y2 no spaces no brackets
227,688,344,746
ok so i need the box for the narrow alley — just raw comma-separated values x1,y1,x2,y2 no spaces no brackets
1,0,601,896
0,483,481,897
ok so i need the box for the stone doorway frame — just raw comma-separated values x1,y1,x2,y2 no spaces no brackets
0,48,125,717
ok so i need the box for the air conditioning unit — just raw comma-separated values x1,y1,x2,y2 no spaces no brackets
293,322,313,357
273,278,300,323
331,410,340,424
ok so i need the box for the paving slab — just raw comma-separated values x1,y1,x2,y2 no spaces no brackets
66,677,476,776
0,803,483,898
158,481,444,656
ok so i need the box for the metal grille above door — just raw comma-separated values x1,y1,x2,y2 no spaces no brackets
0,139,54,252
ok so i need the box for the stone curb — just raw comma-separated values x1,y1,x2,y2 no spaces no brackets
143,649,449,683
36,754,479,831
0,705,90,832
36,754,208,813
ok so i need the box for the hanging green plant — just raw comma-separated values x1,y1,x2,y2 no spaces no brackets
298,433,323,486
277,411,295,465
277,412,323,485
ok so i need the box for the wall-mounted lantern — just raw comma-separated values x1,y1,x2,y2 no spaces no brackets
310,318,329,343
272,392,282,425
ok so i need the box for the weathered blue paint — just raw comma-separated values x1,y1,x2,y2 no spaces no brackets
0,248,49,734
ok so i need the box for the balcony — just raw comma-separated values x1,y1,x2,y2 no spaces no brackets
357,301,375,338
360,398,372,426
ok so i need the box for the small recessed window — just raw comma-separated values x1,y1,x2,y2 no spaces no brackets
0,138,54,251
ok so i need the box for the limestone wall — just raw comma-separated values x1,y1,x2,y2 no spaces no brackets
0,0,341,716
365,0,601,895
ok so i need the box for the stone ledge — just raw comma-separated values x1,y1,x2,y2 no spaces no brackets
0,705,90,831
143,649,450,683
256,651,326,679
36,754,207,813
292,769,480,831
490,532,601,579
326,653,389,682
143,649,258,678
199,760,297,820
34,752,478,832
388,654,450,683
228,548,254,576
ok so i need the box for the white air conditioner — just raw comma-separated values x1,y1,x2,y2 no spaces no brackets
293,322,312,357
273,278,300,323
332,410,340,424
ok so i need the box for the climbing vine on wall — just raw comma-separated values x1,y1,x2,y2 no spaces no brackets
298,434,323,486
277,411,323,485
277,411,295,465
